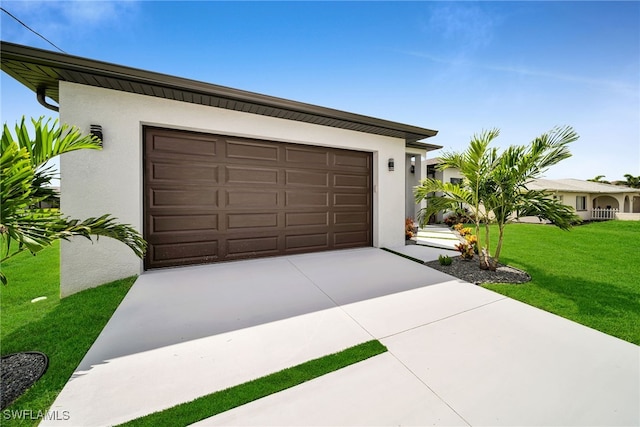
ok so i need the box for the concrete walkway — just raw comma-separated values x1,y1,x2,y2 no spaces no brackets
414,224,463,250
43,247,639,426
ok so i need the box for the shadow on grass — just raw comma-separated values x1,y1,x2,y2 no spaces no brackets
485,258,640,345
1,277,136,425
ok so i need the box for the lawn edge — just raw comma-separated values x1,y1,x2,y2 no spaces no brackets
117,339,387,427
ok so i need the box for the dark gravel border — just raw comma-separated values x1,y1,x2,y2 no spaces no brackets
1,351,49,410
425,256,531,285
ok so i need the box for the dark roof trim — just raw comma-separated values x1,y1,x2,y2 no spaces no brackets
1,41,440,147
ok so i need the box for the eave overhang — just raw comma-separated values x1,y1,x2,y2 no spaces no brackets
1,41,440,147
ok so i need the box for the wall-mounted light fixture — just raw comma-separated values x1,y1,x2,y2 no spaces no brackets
388,158,394,171
410,165,415,174
90,125,103,146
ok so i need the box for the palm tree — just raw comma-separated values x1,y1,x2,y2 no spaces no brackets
415,126,581,268
414,129,500,242
622,174,640,189
485,126,581,263
0,117,146,285
587,175,609,183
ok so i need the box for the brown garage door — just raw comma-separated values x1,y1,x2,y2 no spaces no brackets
144,127,372,269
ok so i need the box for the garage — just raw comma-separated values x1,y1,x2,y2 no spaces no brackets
1,41,440,294
144,127,373,269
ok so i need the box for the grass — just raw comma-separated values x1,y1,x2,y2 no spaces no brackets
480,221,640,345
1,242,136,426
118,340,387,427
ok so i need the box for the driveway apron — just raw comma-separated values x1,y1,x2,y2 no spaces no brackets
42,248,639,426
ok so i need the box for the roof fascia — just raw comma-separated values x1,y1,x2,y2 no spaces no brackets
1,41,438,143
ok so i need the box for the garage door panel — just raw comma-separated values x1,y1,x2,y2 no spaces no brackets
227,236,279,256
334,212,369,226
152,189,218,207
153,214,218,232
226,190,279,208
227,140,279,162
285,147,329,166
150,135,218,158
334,193,369,207
144,127,372,269
227,213,278,229
285,233,329,250
334,230,370,246
153,241,219,262
333,173,370,188
286,169,329,187
333,152,371,169
286,191,329,207
285,212,329,227
226,166,279,185
151,162,218,183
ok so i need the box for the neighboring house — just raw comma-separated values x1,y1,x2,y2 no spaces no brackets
422,159,640,223
525,178,640,221
1,41,441,296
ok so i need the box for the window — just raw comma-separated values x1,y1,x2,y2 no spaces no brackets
450,178,462,185
576,196,587,211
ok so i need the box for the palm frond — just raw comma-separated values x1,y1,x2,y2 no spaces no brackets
1,117,146,285
6,117,103,169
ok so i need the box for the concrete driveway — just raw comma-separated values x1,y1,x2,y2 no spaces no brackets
44,247,639,426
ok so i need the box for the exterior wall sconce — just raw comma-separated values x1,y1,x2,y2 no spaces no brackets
410,165,415,174
90,125,103,146
388,158,394,171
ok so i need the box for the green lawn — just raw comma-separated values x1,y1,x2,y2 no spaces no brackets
482,221,640,345
0,242,136,426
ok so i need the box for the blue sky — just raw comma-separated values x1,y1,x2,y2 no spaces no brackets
1,1,639,181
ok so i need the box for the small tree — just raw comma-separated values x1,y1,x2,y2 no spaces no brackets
484,126,581,262
0,117,146,285
415,129,500,240
415,126,581,267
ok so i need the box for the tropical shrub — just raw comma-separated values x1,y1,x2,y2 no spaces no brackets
405,217,416,239
438,254,452,266
458,227,472,237
465,234,479,254
454,242,474,260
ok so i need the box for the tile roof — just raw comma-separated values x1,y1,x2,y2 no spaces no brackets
528,178,640,194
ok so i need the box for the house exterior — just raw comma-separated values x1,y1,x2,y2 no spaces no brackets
524,178,640,222
1,41,440,296
424,157,464,222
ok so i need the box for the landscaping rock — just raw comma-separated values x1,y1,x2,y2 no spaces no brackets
425,256,531,285
1,352,49,409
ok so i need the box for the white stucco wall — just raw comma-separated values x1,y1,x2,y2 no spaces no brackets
405,149,427,221
59,81,409,296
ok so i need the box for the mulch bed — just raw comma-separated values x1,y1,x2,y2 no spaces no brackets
1,352,49,409
425,256,531,285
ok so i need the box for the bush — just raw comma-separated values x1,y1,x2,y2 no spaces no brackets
454,242,474,260
405,218,416,239
438,254,453,266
